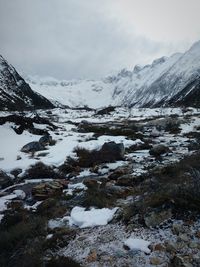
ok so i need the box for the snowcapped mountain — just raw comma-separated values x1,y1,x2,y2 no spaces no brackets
0,56,54,111
26,40,200,109
25,76,115,109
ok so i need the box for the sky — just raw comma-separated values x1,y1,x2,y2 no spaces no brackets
0,0,200,80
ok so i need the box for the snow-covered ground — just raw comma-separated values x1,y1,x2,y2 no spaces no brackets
1,107,200,267
0,107,199,174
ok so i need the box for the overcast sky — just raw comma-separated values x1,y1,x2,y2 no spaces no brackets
0,0,200,79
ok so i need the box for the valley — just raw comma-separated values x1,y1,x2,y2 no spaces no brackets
1,107,200,266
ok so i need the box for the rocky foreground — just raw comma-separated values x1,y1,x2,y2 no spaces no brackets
1,107,200,266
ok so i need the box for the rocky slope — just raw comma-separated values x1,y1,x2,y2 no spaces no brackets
0,56,54,111
1,107,200,266
26,40,200,109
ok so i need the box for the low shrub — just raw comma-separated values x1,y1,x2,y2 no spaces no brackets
24,162,64,179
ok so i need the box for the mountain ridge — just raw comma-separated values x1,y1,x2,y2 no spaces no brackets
25,41,200,108
0,56,54,111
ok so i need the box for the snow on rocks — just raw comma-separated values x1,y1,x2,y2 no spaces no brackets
48,206,118,230
68,206,118,228
124,238,151,254
68,183,87,191
63,182,87,196
13,189,26,200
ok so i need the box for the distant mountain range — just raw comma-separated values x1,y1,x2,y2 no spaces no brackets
1,40,200,110
0,56,54,111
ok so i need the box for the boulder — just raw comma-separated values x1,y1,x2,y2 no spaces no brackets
0,170,13,189
149,144,170,157
32,181,63,200
96,106,115,115
83,178,100,189
10,168,22,178
21,141,44,153
171,255,193,267
101,141,125,160
108,166,131,180
116,175,133,186
144,209,172,228
39,135,53,146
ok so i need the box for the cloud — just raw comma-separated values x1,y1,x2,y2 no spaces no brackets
0,0,199,79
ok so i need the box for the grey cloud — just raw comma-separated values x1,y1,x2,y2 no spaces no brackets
0,0,197,79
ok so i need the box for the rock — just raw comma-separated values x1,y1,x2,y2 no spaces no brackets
32,181,63,200
13,189,26,200
172,223,185,235
10,168,22,178
188,140,200,151
101,141,125,160
153,243,166,252
171,255,193,267
83,178,100,189
116,175,133,186
149,144,170,157
81,120,90,125
96,106,115,115
165,241,177,254
144,209,172,228
150,257,163,265
178,234,190,242
0,170,13,189
16,155,21,160
21,141,45,153
108,166,131,180
86,250,97,263
189,241,198,249
176,241,186,250
39,134,53,146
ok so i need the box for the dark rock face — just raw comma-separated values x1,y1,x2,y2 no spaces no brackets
165,77,200,108
39,135,53,146
21,141,44,153
0,55,54,111
101,142,125,161
96,106,115,116
0,114,56,137
0,171,13,189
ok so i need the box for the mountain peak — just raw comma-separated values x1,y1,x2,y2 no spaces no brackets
0,55,54,111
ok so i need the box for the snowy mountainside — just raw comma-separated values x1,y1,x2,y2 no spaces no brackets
26,40,200,108
25,76,114,109
0,56,54,111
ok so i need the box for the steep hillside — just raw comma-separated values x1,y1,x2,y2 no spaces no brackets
0,56,54,111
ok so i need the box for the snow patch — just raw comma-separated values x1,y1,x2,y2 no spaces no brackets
124,238,151,254
68,206,118,228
